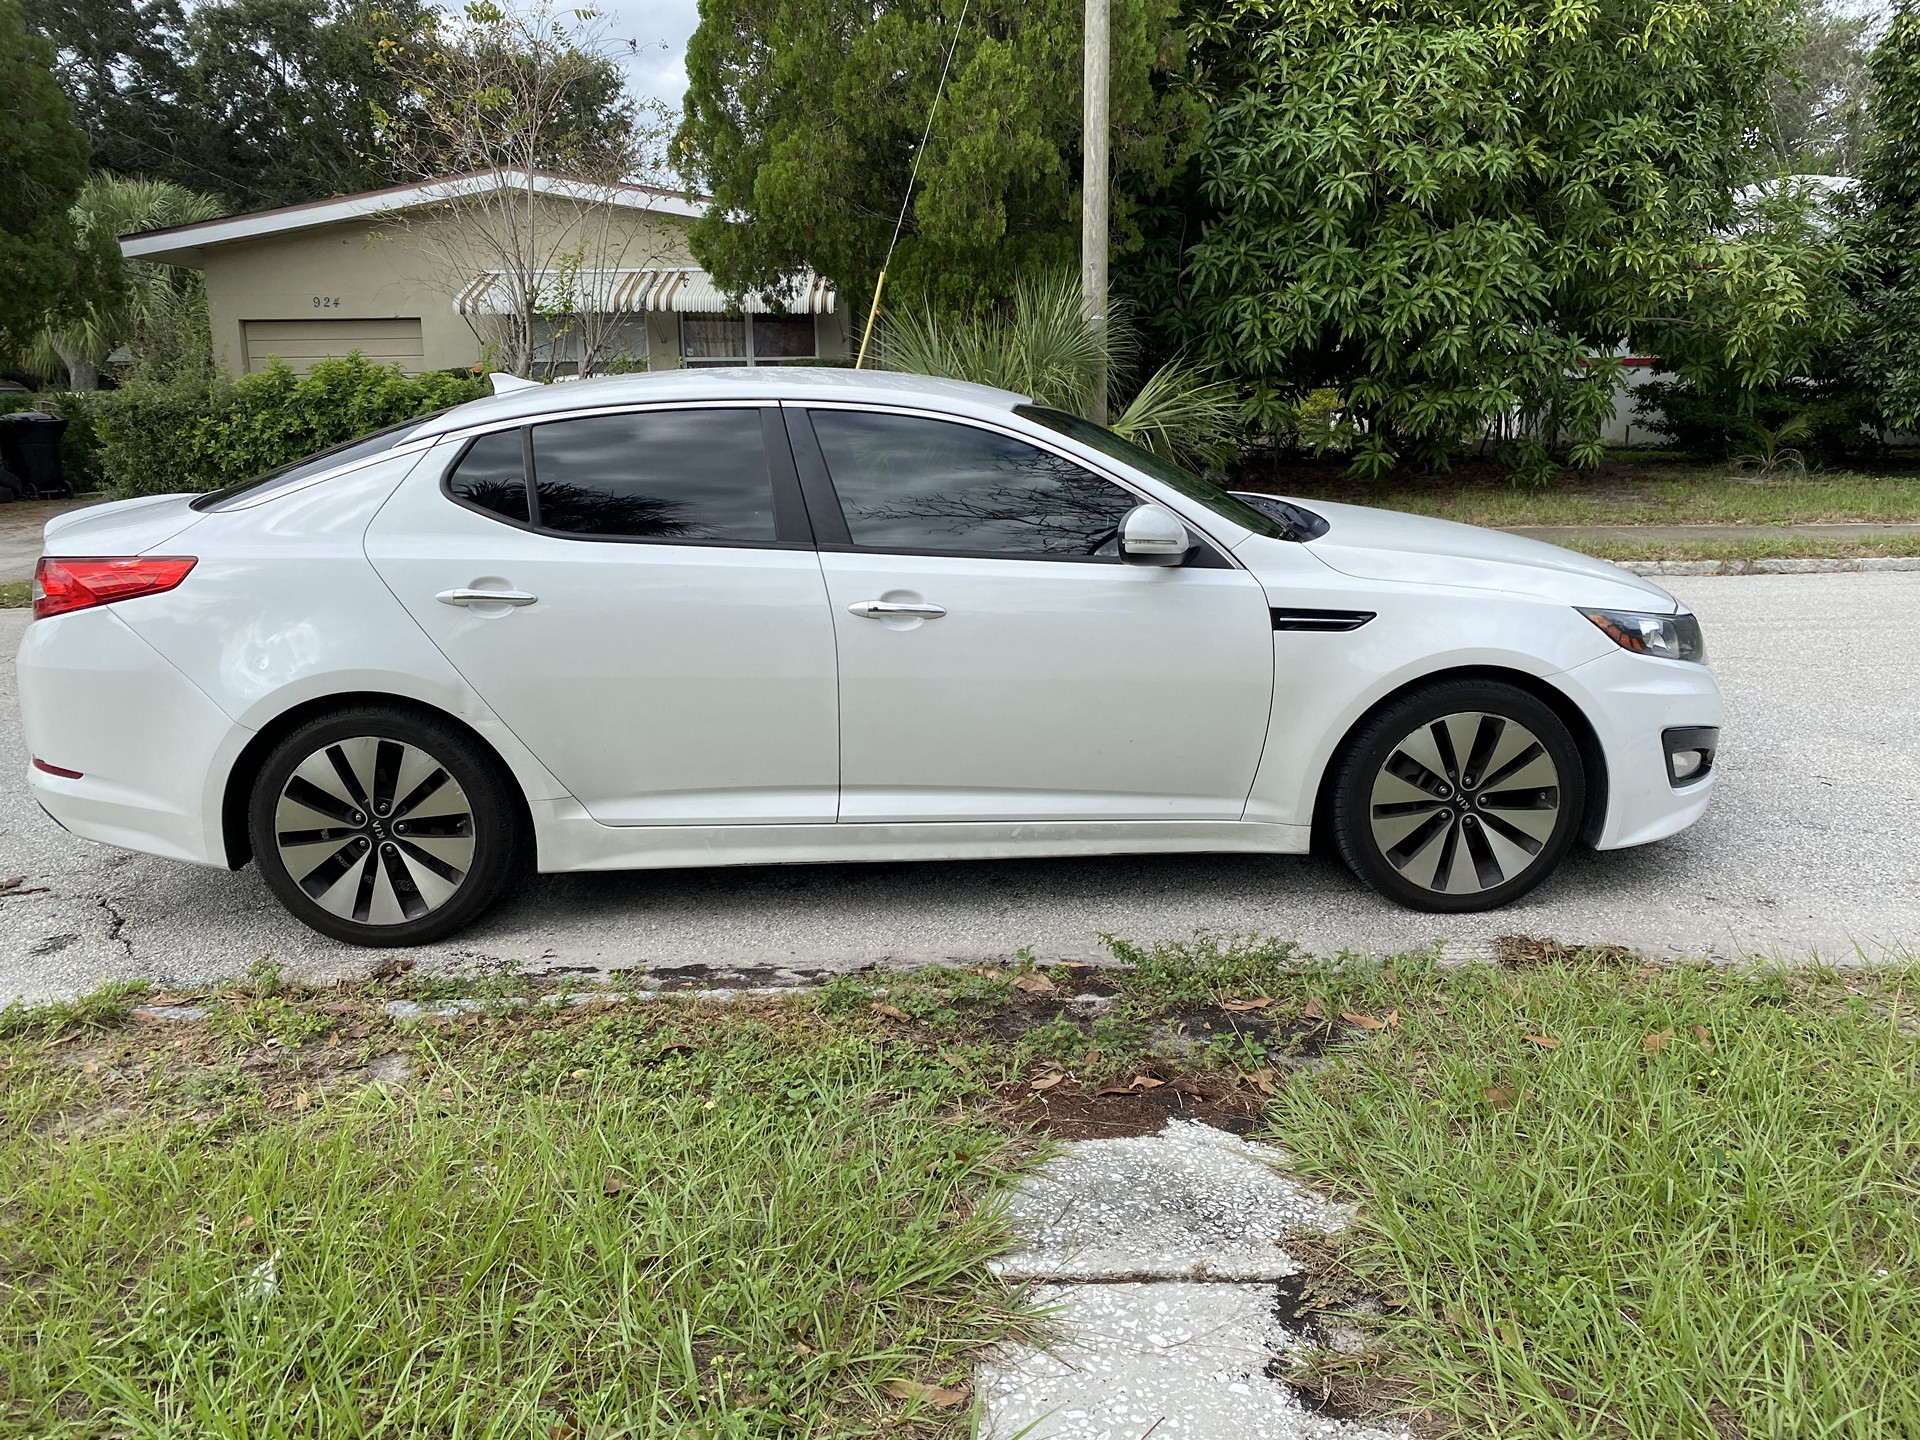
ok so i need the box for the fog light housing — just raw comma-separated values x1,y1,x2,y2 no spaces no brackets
1663,726,1719,788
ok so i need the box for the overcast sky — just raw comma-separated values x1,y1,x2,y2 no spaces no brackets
595,0,702,112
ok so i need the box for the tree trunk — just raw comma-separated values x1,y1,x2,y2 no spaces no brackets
54,338,99,392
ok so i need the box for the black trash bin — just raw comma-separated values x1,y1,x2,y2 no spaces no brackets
0,412,72,500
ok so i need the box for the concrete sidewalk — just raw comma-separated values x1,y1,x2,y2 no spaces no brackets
979,1121,1406,1439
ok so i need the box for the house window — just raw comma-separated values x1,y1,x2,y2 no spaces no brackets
682,314,818,366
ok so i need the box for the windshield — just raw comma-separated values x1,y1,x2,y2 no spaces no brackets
189,414,440,511
1014,405,1284,540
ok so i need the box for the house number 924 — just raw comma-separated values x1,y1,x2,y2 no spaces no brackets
311,296,342,309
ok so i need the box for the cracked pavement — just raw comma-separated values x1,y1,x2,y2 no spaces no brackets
4,570,1919,1004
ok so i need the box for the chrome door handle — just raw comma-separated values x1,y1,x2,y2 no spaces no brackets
848,600,947,619
437,587,538,607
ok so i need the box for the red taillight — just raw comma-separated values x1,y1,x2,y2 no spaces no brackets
33,556,196,620
32,757,83,779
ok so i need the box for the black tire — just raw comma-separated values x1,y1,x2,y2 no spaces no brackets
248,705,526,945
1330,679,1585,913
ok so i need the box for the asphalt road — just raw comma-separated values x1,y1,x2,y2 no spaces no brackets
4,571,1918,1003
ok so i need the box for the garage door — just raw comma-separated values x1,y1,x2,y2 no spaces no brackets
243,318,425,375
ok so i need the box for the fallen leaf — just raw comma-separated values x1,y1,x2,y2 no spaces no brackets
882,1379,970,1407
1301,996,1325,1020
549,1424,575,1440
1029,1072,1066,1092
1096,1083,1137,1096
1386,1009,1401,1029
603,1172,632,1196
869,1002,911,1021
1342,1012,1388,1029
236,1215,255,1231
1644,1028,1675,1054
1222,997,1273,1013
1692,1024,1714,1053
1484,1085,1515,1110
1166,1077,1205,1096
1012,973,1057,995
1526,1035,1563,1050
80,1060,100,1075
1129,1074,1166,1090
1247,1066,1278,1096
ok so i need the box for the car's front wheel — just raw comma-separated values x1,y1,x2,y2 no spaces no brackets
249,706,525,945
1331,679,1585,912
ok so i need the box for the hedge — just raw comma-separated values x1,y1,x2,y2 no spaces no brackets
80,355,487,496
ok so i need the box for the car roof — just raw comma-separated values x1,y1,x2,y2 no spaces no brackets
408,367,1030,438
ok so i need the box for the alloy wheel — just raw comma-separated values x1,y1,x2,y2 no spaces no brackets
272,736,476,926
1367,711,1562,896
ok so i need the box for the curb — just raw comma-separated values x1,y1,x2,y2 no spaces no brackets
1622,556,1920,577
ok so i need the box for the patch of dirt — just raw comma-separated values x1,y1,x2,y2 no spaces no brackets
1493,934,1644,969
1260,1229,1449,1437
995,1076,1265,1139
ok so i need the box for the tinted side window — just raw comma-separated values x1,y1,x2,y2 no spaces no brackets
529,410,776,542
809,411,1137,557
447,430,531,523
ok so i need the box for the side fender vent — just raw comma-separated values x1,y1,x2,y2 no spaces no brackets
1271,608,1375,632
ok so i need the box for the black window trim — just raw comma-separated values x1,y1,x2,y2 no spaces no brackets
438,401,816,550
784,401,1239,569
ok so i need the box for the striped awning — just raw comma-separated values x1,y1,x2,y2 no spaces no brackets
451,267,836,317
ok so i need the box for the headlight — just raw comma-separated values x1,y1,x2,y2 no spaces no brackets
1577,607,1706,663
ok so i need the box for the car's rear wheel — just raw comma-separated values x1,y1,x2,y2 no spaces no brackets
248,706,524,945
1331,680,1585,912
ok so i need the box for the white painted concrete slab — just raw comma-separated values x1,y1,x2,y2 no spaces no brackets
993,1121,1350,1282
977,1280,1406,1440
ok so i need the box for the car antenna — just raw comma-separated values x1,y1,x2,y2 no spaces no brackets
853,0,971,370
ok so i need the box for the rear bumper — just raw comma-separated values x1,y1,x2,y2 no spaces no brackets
1550,647,1724,850
18,608,243,867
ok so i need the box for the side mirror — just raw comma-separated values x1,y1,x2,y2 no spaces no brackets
1119,503,1191,566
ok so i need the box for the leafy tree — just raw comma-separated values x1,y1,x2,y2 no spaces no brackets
0,0,89,357
1849,0,1920,431
1767,0,1878,176
23,0,439,210
675,0,1201,313
1633,177,1868,459
28,175,224,390
1164,0,1799,479
16,0,196,189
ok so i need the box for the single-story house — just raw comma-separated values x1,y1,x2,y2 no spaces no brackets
119,169,849,379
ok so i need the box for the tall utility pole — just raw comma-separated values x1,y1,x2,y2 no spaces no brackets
1081,0,1109,424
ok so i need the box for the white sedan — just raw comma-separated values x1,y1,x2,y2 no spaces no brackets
18,370,1721,945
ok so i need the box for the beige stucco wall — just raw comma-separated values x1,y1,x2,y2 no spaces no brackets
189,200,850,377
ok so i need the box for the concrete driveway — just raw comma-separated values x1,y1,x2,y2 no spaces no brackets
3,571,1917,1003
0,499,95,584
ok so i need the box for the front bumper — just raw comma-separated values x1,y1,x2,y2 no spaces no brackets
1550,646,1724,850
18,608,242,867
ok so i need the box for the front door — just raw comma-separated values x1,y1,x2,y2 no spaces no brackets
367,405,839,826
795,406,1275,824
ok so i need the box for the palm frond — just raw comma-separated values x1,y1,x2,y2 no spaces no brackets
878,269,1241,465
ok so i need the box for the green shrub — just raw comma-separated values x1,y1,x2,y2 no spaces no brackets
93,355,486,496
1632,376,1877,463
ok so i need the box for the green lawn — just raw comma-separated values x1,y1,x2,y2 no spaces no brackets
1259,454,1920,529
0,580,29,608
1252,943,1920,1439
6,946,1917,1439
